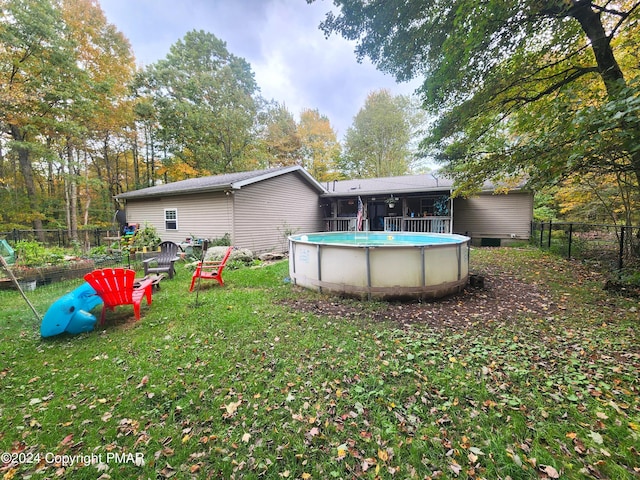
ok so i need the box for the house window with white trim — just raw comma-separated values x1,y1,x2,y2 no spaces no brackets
164,209,178,230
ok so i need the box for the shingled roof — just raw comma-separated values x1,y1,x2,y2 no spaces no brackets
321,173,525,197
321,173,454,197
115,166,327,200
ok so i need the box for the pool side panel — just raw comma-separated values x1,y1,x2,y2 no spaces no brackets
369,247,423,288
288,233,470,300
318,246,368,290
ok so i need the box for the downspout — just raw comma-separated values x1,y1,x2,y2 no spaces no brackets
226,189,235,246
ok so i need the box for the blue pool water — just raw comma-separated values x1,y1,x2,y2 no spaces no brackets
290,232,467,246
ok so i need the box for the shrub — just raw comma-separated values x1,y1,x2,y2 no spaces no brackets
89,245,108,256
14,241,65,267
209,233,231,247
128,222,161,250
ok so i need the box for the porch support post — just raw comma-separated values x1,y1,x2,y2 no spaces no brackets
449,193,454,233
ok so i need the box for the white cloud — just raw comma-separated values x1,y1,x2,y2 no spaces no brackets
99,0,422,138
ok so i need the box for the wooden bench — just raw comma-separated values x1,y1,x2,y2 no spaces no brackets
135,273,166,291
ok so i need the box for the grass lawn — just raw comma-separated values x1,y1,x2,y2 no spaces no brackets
0,247,638,479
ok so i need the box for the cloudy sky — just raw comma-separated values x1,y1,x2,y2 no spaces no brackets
98,0,422,138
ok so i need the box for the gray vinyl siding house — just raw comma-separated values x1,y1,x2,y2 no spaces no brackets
115,166,326,254
115,166,533,253
453,192,534,243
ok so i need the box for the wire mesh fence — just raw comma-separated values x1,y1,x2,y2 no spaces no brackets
0,250,143,292
0,229,217,292
0,228,118,249
531,221,640,272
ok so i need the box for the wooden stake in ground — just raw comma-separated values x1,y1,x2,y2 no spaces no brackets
194,240,210,307
0,254,41,322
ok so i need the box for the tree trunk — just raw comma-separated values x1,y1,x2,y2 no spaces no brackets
67,140,78,242
82,149,91,250
571,4,624,96
132,131,140,189
9,124,44,241
64,171,71,240
571,2,640,194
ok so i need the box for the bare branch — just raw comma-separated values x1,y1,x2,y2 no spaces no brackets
607,1,640,39
503,66,599,105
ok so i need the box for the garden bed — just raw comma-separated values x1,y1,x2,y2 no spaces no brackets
0,259,95,290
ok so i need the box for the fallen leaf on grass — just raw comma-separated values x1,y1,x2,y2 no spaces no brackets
506,448,522,467
378,449,388,462
573,437,587,455
337,445,347,458
588,431,603,445
222,400,241,418
468,447,484,456
159,463,176,478
136,375,149,389
361,458,377,472
540,465,560,478
449,461,462,476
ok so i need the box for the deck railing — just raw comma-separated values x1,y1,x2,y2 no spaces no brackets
384,216,451,233
324,216,450,233
324,217,369,232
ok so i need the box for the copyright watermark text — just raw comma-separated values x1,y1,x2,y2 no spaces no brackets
1,451,145,467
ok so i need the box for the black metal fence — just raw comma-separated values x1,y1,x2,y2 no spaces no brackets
531,221,640,271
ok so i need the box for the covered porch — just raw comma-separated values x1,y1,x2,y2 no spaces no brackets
323,192,453,234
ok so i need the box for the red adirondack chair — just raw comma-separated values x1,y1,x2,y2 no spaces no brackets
189,246,233,292
84,268,154,324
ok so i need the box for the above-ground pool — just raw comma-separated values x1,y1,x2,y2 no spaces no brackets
288,232,470,300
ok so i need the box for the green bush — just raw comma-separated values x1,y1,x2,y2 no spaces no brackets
14,241,66,267
209,232,231,247
618,268,640,286
128,222,161,249
533,205,557,222
89,245,108,256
